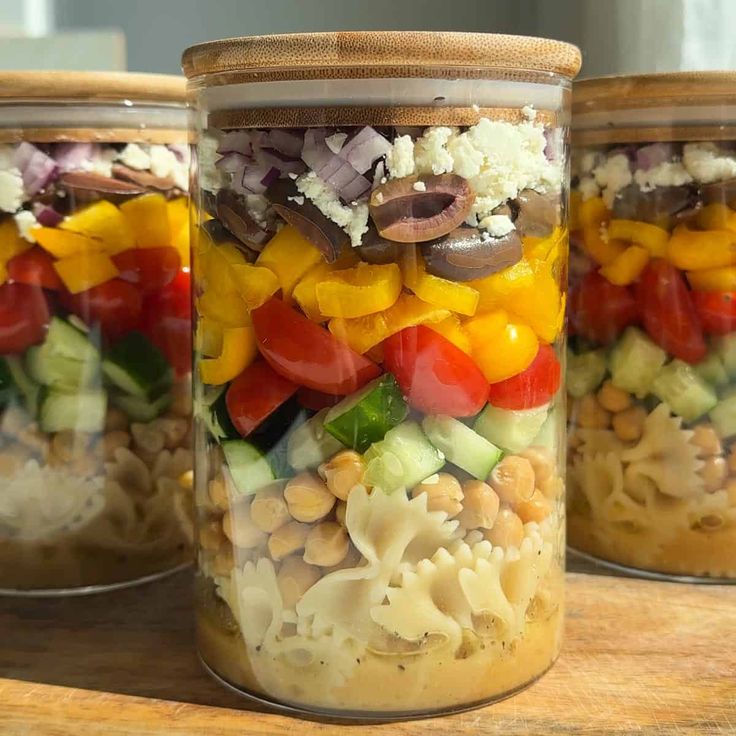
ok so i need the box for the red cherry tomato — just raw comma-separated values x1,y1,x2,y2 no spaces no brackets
226,361,298,437
383,325,490,417
7,247,62,290
142,270,191,322
297,387,343,412
569,271,639,345
692,291,736,335
0,283,49,354
112,247,181,293
638,260,706,363
251,297,380,395
61,278,142,341
487,344,561,410
147,315,191,377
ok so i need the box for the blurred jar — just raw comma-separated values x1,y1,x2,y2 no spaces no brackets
184,31,580,718
568,72,736,582
0,72,194,594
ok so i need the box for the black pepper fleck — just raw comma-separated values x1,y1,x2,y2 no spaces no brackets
398,664,405,672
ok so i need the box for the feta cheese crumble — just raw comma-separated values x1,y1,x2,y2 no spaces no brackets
593,153,632,208
414,127,455,176
13,210,39,242
150,144,189,191
116,143,151,171
578,176,600,201
479,214,515,237
522,105,537,121
682,142,736,184
412,181,427,192
0,168,24,213
385,135,415,179
634,161,693,192
198,135,225,192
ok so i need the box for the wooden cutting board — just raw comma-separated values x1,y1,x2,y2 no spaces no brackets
0,558,734,735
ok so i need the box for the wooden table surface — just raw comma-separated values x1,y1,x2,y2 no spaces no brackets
1,555,734,736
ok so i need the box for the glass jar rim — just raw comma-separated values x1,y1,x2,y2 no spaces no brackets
181,31,582,84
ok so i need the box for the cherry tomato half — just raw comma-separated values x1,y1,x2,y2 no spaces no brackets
226,361,298,437
569,270,639,345
112,247,181,294
638,259,706,363
692,291,736,336
7,247,62,290
384,325,490,417
251,297,380,395
487,344,561,410
0,283,49,354
297,387,343,412
61,278,142,341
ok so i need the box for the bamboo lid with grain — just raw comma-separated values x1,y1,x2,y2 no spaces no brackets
182,31,582,83
0,71,187,104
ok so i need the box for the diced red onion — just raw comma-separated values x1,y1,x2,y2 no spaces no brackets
32,202,63,227
216,151,251,173
340,126,391,174
301,128,370,200
268,129,304,158
254,147,305,176
543,128,561,162
217,130,252,155
14,142,58,195
232,164,270,195
635,143,676,171
261,167,280,187
168,143,189,162
53,142,94,171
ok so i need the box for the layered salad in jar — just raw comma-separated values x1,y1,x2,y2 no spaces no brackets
0,140,193,590
568,141,736,579
193,111,568,713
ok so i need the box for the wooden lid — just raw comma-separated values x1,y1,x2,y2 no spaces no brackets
0,71,186,104
182,31,582,83
574,71,736,114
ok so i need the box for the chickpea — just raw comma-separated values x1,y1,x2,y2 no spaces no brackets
457,480,499,530
103,430,132,461
51,430,90,462
178,469,194,490
153,417,189,450
519,446,556,486
130,422,166,455
318,450,366,501
323,543,363,574
212,547,235,577
596,381,632,413
611,406,647,442
169,379,193,418
538,474,564,501
516,489,552,524
222,501,267,549
575,394,611,430
303,522,349,567
691,425,722,457
725,478,736,506
250,484,291,533
104,407,129,432
335,500,347,526
489,456,535,507
484,508,524,549
412,473,464,517
208,475,231,511
268,521,311,561
284,472,335,523
199,519,226,551
277,556,320,608
701,456,727,493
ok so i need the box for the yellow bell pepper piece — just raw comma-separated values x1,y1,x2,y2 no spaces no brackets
120,193,171,249
464,310,539,383
0,219,33,261
467,260,536,314
32,226,102,259
230,263,280,310
599,245,650,286
569,190,582,231
404,257,479,317
695,203,736,233
0,261,7,286
256,225,323,300
582,225,627,266
197,290,250,327
667,227,735,271
293,251,361,322
60,200,135,254
196,317,224,358
687,266,736,292
201,242,249,293
167,197,190,268
53,252,119,294
316,262,401,318
523,227,567,268
427,315,471,353
199,322,257,385
607,219,669,257
329,294,449,354
578,197,610,227
503,261,564,343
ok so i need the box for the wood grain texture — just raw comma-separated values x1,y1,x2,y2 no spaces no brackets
0,559,734,736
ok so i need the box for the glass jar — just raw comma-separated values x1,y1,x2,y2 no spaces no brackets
568,72,736,581
0,72,194,594
184,31,580,718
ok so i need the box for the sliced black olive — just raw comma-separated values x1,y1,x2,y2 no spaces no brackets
612,183,700,224
266,179,349,263
421,227,522,282
701,178,736,205
215,189,272,252
57,171,145,204
512,189,559,238
201,219,258,262
358,225,405,264
111,163,175,191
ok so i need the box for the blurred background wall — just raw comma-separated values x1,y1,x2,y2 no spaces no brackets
1,0,734,77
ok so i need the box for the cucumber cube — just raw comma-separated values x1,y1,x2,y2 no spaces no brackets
610,327,666,399
567,349,607,399
710,396,736,439
652,360,717,422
